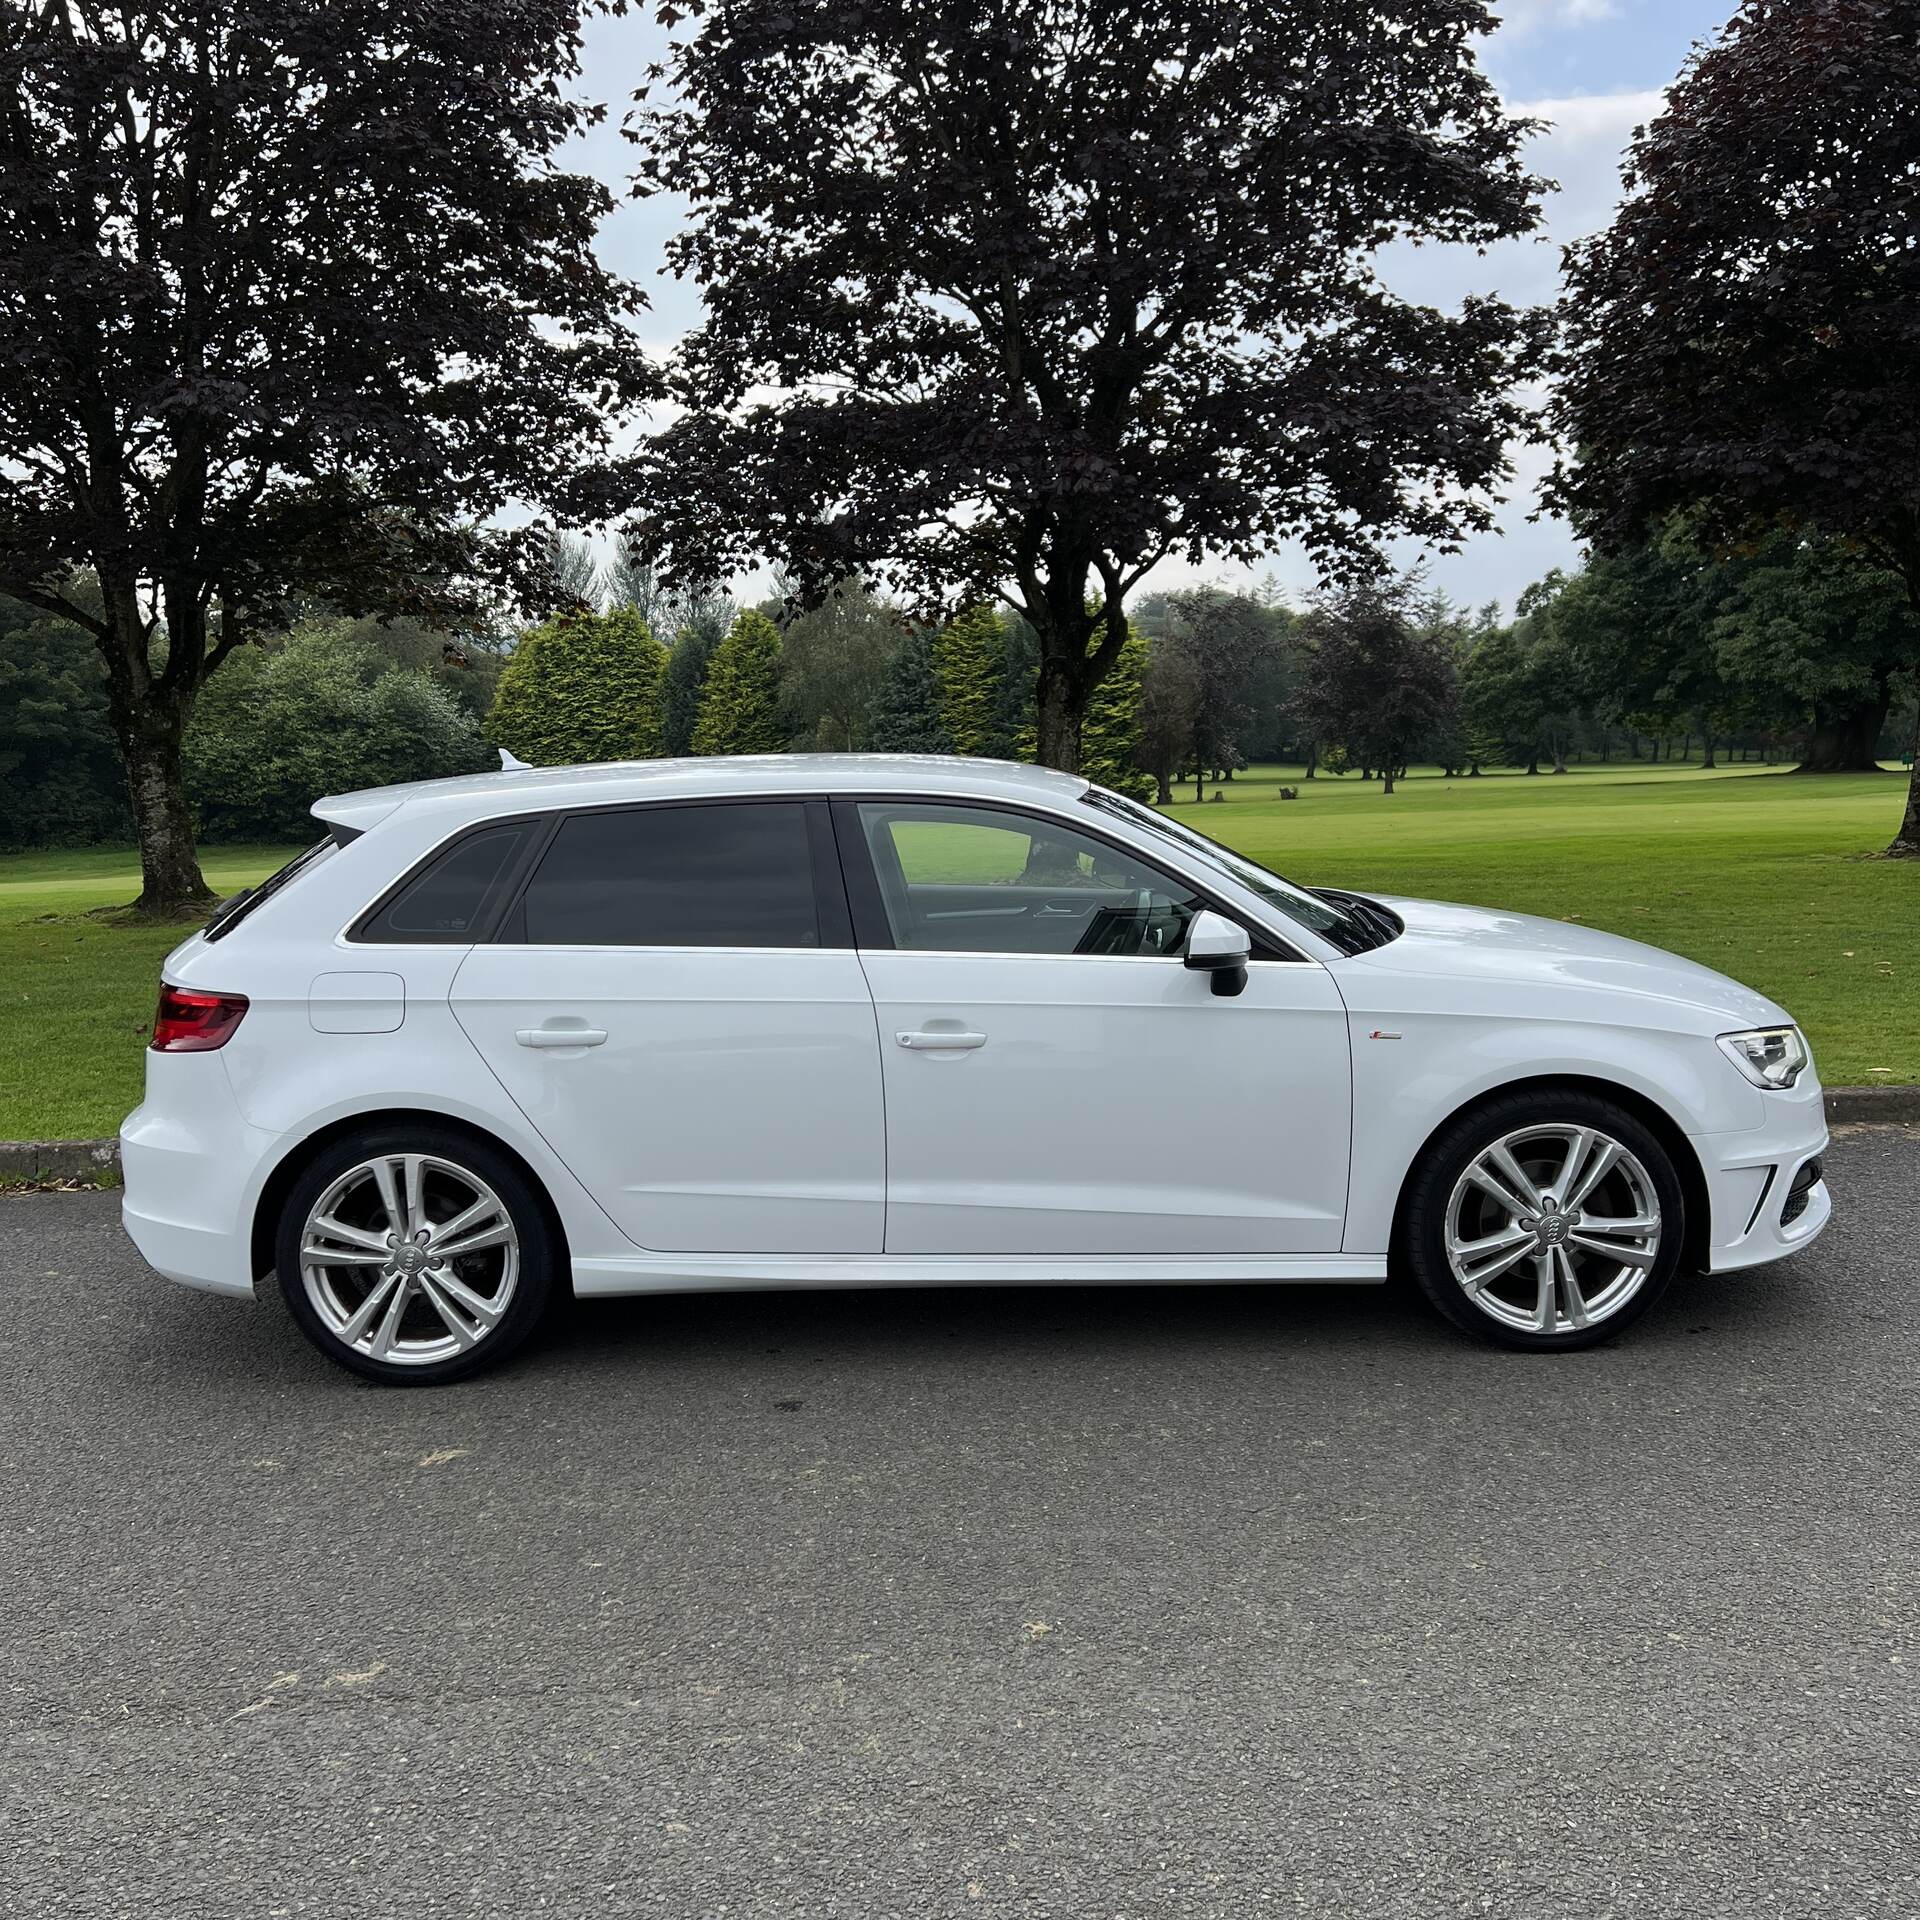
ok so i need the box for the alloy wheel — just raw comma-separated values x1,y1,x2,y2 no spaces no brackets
1442,1123,1662,1336
299,1153,520,1367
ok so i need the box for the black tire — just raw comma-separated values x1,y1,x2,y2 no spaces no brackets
1401,1086,1686,1351
275,1124,559,1385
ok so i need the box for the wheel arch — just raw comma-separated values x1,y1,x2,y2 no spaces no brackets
1387,1074,1712,1277
250,1107,573,1286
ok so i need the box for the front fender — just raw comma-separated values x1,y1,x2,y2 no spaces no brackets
1338,1007,1764,1255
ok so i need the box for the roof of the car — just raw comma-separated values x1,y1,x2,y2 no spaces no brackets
313,753,1093,833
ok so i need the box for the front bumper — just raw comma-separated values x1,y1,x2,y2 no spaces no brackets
1693,1078,1832,1273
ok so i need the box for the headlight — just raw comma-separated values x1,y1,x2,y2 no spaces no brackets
1717,1026,1810,1090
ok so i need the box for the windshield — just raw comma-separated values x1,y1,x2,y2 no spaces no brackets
1080,788,1392,956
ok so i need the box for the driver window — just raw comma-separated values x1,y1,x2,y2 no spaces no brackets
856,802,1203,957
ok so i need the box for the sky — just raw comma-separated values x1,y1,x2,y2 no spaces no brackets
567,1,1739,619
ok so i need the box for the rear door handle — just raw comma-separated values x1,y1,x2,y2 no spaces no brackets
896,1030,987,1051
516,1026,608,1049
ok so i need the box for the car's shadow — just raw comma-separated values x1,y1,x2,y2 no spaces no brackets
104,1235,1828,1397
533,1256,1809,1378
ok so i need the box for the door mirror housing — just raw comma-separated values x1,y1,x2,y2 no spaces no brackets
1184,910,1250,997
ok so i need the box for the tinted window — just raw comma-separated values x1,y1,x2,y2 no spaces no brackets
515,803,819,948
855,802,1202,957
359,824,532,944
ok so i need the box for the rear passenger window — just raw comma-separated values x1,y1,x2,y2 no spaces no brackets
358,823,533,943
511,804,819,948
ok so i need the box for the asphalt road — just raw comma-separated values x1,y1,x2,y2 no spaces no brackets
4,1128,1917,1920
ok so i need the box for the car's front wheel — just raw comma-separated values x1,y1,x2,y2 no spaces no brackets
275,1126,558,1385
1402,1089,1686,1350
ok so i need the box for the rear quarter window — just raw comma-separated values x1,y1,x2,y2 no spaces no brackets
354,823,537,944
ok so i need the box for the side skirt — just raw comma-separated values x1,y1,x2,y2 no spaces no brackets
569,1253,1388,1298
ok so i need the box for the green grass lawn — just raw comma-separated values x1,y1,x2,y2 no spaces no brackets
1,761,1913,1139
1,845,297,1142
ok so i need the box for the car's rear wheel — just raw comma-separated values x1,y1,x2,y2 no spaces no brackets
1402,1089,1685,1350
275,1126,558,1385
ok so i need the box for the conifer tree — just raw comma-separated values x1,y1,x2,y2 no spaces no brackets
1079,630,1155,800
691,609,787,754
866,632,955,754
660,615,726,757
933,605,1005,756
486,607,667,766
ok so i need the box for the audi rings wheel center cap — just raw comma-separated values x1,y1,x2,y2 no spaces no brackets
1539,1212,1569,1246
395,1244,427,1276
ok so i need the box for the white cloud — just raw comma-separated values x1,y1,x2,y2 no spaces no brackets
1490,0,1620,46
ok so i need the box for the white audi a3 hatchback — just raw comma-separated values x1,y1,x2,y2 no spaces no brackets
121,756,1831,1384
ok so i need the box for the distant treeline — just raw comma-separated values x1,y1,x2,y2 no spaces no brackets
5,522,1913,850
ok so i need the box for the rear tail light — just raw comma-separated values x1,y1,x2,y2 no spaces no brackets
151,984,250,1052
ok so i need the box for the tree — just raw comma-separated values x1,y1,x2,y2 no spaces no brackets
626,2,1548,778
1549,0,1920,852
1294,580,1460,795
778,580,902,749
544,532,605,614
1151,589,1285,799
658,615,727,759
341,613,514,726
0,2,652,912
185,623,492,840
691,609,786,755
0,589,128,847
487,607,669,766
866,631,955,755
1079,629,1154,801
1708,536,1919,770
602,542,736,653
1543,524,1917,772
1135,637,1202,805
934,606,1008,758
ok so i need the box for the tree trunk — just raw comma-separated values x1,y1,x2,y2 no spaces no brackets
1034,654,1084,774
1799,684,1892,771
1892,744,1920,857
1551,737,1568,775
1890,600,1920,856
1154,768,1173,805
1303,741,1318,780
1700,732,1717,770
95,584,215,918
117,718,213,917
1381,764,1396,795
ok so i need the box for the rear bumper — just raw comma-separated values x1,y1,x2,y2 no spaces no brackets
119,1056,273,1299
1694,1080,1832,1273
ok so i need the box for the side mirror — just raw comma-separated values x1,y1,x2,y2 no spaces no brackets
1184,910,1250,998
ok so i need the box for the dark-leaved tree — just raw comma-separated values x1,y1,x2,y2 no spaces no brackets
1293,578,1460,796
1149,589,1286,801
626,0,1548,776
1549,0,1920,853
0,1,652,912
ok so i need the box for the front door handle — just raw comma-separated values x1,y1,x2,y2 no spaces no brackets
896,1029,987,1051
516,1026,608,1049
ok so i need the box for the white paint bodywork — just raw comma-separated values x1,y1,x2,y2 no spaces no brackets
118,754,1832,1303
